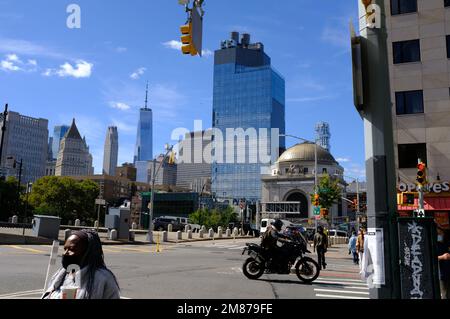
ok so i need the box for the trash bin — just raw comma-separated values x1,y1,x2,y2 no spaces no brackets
32,215,61,240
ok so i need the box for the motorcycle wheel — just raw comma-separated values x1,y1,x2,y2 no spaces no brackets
242,257,265,280
295,257,320,283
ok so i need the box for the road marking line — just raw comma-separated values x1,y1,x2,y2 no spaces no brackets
345,286,370,290
314,280,367,286
120,296,131,299
0,289,44,298
6,245,45,254
318,277,364,283
314,288,369,295
102,248,121,253
315,294,369,299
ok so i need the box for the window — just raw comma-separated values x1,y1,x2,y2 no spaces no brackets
393,40,421,64
391,0,417,15
398,143,427,168
446,0,450,7
322,168,328,174
303,167,309,174
396,90,424,115
447,35,450,59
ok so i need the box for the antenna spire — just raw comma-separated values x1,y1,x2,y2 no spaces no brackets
144,82,149,110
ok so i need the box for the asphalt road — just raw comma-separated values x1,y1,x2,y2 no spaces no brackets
0,239,368,299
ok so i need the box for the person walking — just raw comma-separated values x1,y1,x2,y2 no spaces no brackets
314,225,328,270
356,228,365,270
437,228,450,299
348,231,358,265
42,229,120,299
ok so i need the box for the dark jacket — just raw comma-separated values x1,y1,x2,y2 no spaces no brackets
437,241,450,281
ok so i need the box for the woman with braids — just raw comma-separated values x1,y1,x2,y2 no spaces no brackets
42,229,120,299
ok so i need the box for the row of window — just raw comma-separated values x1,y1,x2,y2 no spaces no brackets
391,0,450,15
394,36,450,64
398,143,427,168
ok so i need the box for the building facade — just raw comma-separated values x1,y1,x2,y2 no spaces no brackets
55,119,93,177
315,122,331,152
261,142,346,220
0,110,48,183
176,130,212,194
103,126,118,176
51,125,69,160
116,163,136,181
384,0,450,228
212,31,286,203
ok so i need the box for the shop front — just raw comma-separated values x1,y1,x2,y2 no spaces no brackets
397,181,450,230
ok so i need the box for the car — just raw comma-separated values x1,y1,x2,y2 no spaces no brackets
153,217,184,232
327,229,348,237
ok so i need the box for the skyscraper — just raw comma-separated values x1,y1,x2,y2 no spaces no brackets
55,119,93,177
103,126,118,176
52,125,70,160
315,122,331,151
212,32,286,202
134,84,153,163
0,110,48,183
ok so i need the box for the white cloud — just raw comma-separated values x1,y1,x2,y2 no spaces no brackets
116,47,127,53
6,53,20,62
0,60,21,71
163,40,183,50
201,49,213,57
0,53,36,72
0,37,66,59
130,67,146,80
109,102,131,111
336,157,351,163
44,60,93,78
27,59,37,66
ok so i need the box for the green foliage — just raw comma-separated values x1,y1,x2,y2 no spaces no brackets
28,176,99,224
311,174,342,210
189,206,238,229
0,176,25,221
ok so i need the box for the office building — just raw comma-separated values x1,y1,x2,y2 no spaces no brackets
315,122,331,151
212,31,286,203
52,125,70,160
134,84,153,163
103,126,118,176
0,110,48,183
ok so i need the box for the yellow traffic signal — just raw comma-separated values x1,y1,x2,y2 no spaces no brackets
168,151,176,165
416,162,427,187
313,193,320,207
180,23,197,56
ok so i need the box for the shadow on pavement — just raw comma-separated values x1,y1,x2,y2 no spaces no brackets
258,278,312,286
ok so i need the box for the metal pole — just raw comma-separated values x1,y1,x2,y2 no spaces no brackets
356,0,400,299
314,140,318,231
147,160,156,243
96,204,100,232
0,104,8,167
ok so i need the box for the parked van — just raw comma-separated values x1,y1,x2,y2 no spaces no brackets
260,218,275,234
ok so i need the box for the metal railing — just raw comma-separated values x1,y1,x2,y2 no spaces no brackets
0,222,32,229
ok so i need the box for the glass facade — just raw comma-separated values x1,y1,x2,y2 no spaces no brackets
52,125,69,160
134,108,153,163
212,38,285,203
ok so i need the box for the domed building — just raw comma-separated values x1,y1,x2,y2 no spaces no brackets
261,142,346,219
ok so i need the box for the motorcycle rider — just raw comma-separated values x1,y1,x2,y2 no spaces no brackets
261,219,291,272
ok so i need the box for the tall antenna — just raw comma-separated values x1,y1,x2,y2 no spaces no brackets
144,82,149,110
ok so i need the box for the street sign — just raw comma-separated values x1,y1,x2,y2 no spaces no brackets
95,199,106,205
414,209,425,218
313,206,321,216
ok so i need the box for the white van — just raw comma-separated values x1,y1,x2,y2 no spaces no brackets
260,219,275,234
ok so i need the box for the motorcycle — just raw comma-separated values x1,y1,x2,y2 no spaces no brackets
241,235,320,283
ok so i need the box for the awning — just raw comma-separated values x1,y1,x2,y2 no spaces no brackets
398,197,450,211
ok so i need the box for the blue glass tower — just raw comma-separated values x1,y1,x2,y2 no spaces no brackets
212,32,285,203
134,84,153,164
52,125,70,160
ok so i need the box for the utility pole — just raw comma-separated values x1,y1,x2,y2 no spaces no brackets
352,0,400,298
16,159,23,219
0,104,8,170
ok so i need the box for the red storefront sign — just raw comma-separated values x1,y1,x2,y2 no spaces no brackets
397,197,450,211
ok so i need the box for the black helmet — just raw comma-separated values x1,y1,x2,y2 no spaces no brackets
271,219,283,230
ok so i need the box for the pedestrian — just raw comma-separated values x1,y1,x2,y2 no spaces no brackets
42,229,120,299
437,228,450,299
348,231,358,265
313,225,328,270
356,228,365,270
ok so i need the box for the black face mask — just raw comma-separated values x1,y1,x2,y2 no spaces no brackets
62,255,81,269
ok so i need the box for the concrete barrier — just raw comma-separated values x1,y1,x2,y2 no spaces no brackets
188,230,192,239
75,219,81,227
233,227,239,237
109,229,117,240
64,229,71,241
167,224,173,232
208,228,214,238
201,226,206,233
226,228,231,237
199,229,204,238
218,229,223,238
162,231,168,242
185,225,190,233
177,231,182,240
11,216,18,224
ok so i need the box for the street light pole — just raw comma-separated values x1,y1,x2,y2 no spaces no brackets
0,104,8,169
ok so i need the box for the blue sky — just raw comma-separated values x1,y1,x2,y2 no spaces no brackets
0,0,365,181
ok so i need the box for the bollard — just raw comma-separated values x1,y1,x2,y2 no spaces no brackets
64,229,72,241
201,225,206,233
11,215,18,224
177,231,182,240
74,219,80,227
162,231,168,242
217,226,222,233
226,228,231,237
129,232,135,242
218,229,223,238
68,220,73,226
168,224,173,233
94,220,99,228
233,227,239,237
185,225,190,233
208,228,214,238
188,230,192,239
132,222,137,230
110,229,118,240
199,229,204,239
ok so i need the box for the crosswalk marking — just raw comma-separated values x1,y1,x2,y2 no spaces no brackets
317,277,362,283
314,280,367,286
314,288,369,295
316,294,369,300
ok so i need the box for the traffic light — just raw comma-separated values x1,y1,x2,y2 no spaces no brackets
400,192,416,206
416,162,427,187
168,151,176,165
353,199,358,212
313,193,320,207
180,22,197,56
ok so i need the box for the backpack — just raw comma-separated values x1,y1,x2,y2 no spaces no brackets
261,226,277,249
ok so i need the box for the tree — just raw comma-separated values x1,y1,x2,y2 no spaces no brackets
28,176,99,224
189,206,238,229
0,176,25,221
311,174,342,211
